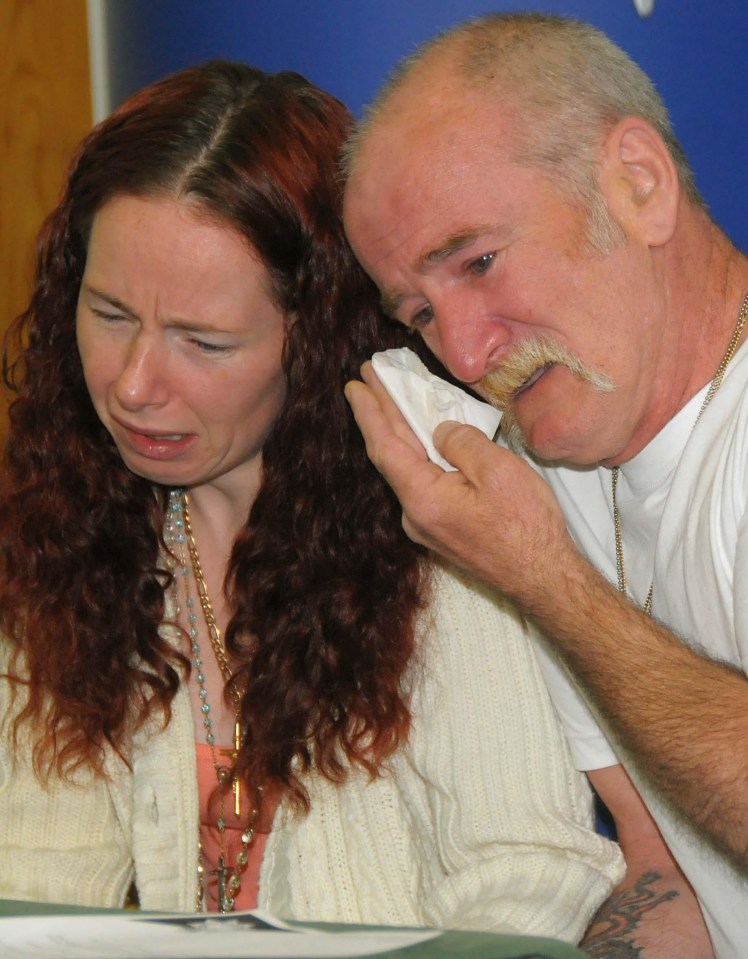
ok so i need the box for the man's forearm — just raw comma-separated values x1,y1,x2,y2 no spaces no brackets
527,556,748,869
581,869,713,959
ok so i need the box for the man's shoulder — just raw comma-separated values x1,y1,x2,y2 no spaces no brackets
521,451,608,527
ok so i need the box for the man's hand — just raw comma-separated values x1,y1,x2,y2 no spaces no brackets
345,362,577,609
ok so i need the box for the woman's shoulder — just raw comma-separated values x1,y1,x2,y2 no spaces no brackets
419,556,532,643
406,557,554,708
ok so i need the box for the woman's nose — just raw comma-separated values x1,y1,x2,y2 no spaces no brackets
113,336,169,411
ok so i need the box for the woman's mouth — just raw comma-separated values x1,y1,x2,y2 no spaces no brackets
112,419,196,461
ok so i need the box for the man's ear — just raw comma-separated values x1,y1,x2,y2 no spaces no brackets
598,117,680,246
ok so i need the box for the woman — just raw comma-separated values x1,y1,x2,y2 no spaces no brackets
0,61,622,938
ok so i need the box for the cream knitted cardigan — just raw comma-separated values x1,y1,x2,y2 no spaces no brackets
0,562,623,940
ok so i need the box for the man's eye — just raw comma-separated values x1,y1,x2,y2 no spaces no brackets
468,252,496,275
410,304,434,330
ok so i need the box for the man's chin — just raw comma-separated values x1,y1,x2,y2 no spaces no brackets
500,408,559,461
499,409,528,454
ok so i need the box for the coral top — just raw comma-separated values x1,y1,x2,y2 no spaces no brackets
196,744,277,912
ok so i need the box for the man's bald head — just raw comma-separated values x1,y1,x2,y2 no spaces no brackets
344,12,701,221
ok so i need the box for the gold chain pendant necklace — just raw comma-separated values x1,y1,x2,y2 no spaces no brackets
612,292,748,615
182,492,244,817
166,490,258,913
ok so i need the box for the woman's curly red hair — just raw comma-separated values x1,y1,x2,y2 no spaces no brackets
1,62,436,806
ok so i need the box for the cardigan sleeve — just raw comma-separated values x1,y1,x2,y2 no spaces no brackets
0,644,135,908
0,631,198,914
399,561,624,941
260,561,624,939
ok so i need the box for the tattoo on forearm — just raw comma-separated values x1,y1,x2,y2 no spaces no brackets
581,871,678,958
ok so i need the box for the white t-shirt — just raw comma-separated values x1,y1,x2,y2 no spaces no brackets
530,340,748,959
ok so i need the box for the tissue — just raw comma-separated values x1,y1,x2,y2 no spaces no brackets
370,347,502,471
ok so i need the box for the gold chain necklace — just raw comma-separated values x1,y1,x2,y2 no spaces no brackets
182,493,243,717
612,292,748,615
166,490,257,913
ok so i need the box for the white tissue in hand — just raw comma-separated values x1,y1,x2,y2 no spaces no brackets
370,347,502,471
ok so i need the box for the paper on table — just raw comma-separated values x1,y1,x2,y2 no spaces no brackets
370,348,502,471
0,910,440,959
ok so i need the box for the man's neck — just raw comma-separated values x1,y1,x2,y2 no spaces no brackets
609,213,748,466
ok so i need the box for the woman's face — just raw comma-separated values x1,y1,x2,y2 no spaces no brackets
76,194,287,505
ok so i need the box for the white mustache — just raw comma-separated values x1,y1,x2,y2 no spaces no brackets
480,337,614,410
480,337,614,451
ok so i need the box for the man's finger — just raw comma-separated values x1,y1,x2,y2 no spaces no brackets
433,420,505,479
348,365,434,457
344,379,437,493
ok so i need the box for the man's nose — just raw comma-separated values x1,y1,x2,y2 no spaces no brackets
430,299,510,386
113,336,169,411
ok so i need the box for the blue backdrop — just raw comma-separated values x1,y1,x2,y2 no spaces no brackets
105,0,747,250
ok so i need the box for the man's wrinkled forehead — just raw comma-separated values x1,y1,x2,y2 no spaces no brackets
344,98,515,270
343,111,426,270
343,144,450,279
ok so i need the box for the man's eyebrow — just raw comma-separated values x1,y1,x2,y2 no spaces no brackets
380,289,404,319
379,225,500,319
415,229,484,270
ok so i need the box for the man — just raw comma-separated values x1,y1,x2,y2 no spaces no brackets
342,12,748,959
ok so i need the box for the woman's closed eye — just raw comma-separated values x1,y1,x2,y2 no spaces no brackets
187,335,234,356
188,336,235,355
92,307,127,323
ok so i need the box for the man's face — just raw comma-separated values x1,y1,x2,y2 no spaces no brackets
344,87,664,467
